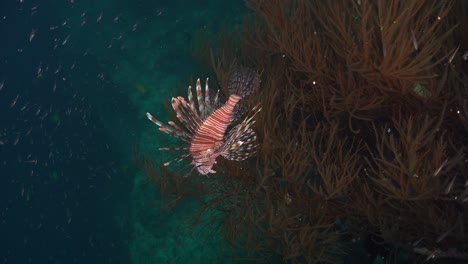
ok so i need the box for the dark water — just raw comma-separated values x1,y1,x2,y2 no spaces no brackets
0,0,245,263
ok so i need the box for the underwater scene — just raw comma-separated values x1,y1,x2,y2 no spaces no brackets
1,0,467,263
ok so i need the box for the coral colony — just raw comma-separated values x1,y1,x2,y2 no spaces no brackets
139,0,468,262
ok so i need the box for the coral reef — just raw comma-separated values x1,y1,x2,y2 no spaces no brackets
138,0,468,263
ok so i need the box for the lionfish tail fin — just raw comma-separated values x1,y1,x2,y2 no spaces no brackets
221,104,261,161
228,67,260,99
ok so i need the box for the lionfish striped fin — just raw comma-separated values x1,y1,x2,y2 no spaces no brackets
204,78,210,110
236,104,262,131
168,121,183,133
177,96,204,131
188,78,219,119
162,152,191,167
228,67,260,98
171,97,202,135
213,89,220,106
187,86,196,111
196,78,205,117
222,128,257,161
146,112,191,142
221,104,262,161
159,146,189,151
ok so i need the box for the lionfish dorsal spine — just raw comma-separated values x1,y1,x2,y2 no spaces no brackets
187,86,195,111
204,78,211,110
196,78,205,118
213,89,220,107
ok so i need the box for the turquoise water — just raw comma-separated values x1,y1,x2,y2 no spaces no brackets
0,0,246,263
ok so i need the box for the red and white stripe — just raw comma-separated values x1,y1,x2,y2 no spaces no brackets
189,94,241,158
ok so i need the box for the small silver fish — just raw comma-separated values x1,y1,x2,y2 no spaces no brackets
29,28,37,42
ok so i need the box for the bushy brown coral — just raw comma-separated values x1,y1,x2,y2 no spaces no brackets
138,0,468,263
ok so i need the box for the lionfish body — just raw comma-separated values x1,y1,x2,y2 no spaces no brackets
146,68,261,175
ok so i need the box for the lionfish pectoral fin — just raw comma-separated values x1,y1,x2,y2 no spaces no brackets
221,129,257,161
221,104,261,161
230,141,244,150
162,152,191,167
159,147,189,151
146,112,191,142
146,112,173,135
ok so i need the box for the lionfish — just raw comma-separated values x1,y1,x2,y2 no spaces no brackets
146,68,261,175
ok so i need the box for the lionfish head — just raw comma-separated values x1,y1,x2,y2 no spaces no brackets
146,67,261,176
191,155,218,175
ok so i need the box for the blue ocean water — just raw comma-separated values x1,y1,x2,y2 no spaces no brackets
0,0,246,263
